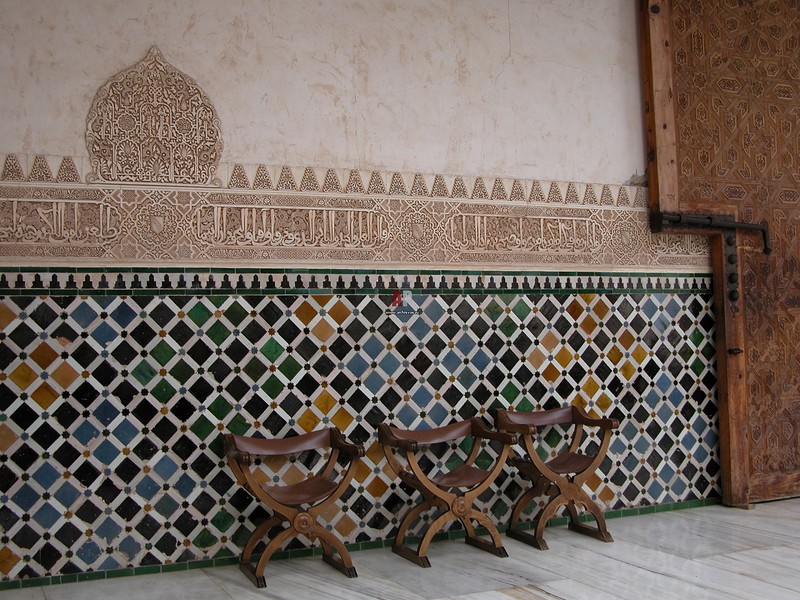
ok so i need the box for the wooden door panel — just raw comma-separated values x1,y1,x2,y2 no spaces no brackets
642,0,800,503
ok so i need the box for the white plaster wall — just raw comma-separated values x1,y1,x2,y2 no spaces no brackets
0,0,645,185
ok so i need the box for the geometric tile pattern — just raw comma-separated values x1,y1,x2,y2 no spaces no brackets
0,270,719,581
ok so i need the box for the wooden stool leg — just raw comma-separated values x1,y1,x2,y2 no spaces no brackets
306,524,358,578
241,515,282,564
506,487,549,549
566,496,614,543
239,526,296,588
391,499,433,563
463,509,508,557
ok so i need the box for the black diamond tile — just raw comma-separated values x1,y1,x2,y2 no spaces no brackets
72,381,100,408
0,465,17,493
111,340,138,365
276,321,301,343
135,514,160,539
377,320,399,341
73,461,101,487
345,319,368,342
174,511,198,536
224,339,249,363
150,302,176,327
188,378,214,401
55,522,82,547
191,454,216,479
312,354,335,376
169,321,194,345
8,322,37,349
329,373,353,396
173,435,198,460
131,398,158,426
243,395,267,418
207,358,232,382
115,457,140,484
187,340,213,366
225,376,250,399
329,337,353,360
29,303,58,330
152,419,178,444
241,321,267,344
10,403,38,430
30,422,59,450
470,318,490,338
95,478,122,504
52,441,80,469
75,499,102,524
0,346,15,370
10,443,38,470
154,531,177,555
130,322,157,347
439,318,460,339
133,437,158,461
192,491,216,514
12,524,40,549
93,360,119,386
116,497,141,521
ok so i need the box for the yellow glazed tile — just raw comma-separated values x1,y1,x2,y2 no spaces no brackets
32,382,59,409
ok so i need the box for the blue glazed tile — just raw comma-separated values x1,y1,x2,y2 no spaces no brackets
411,388,431,408
152,456,178,480
395,404,418,427
76,540,102,564
53,481,81,509
94,440,120,465
136,476,160,500
112,421,138,446
72,302,99,328
173,473,196,498
110,303,137,328
363,372,385,394
94,400,120,427
32,463,60,489
377,354,400,376
73,421,100,446
441,350,461,372
427,403,448,425
471,350,490,371
119,535,142,558
91,322,118,347
11,483,40,512
96,517,123,543
362,336,384,359
32,503,61,528
346,355,369,377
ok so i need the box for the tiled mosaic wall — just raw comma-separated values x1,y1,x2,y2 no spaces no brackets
0,269,720,581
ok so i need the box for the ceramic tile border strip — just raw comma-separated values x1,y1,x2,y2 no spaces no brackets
0,268,712,296
0,496,722,591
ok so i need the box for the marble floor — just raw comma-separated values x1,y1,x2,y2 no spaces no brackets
6,498,800,600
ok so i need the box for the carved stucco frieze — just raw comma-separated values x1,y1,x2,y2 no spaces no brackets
0,176,709,269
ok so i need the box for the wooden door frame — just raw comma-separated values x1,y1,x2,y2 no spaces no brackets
640,0,750,507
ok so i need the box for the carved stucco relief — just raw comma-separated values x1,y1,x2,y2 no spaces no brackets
85,47,223,185
0,47,709,271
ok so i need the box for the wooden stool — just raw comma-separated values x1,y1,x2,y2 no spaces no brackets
224,428,364,588
497,406,618,550
378,418,515,567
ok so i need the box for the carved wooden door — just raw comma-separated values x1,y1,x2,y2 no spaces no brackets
643,0,800,503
